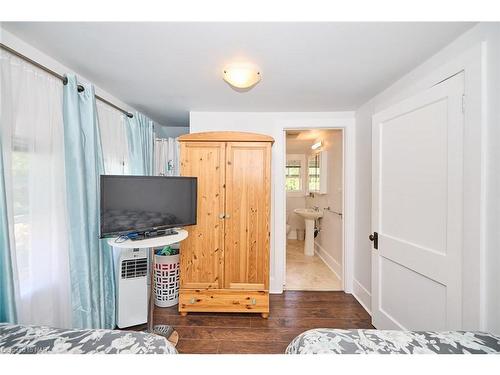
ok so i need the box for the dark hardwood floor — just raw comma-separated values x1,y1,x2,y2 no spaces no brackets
144,291,373,354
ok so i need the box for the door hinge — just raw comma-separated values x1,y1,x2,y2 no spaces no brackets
462,94,465,114
369,232,378,250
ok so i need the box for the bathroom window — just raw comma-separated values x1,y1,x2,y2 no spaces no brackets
286,160,301,191
286,154,306,196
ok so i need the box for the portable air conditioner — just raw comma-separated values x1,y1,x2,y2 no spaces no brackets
113,247,148,328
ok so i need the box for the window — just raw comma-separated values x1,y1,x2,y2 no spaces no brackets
1,50,72,327
286,159,302,191
286,154,306,196
97,101,129,174
12,139,30,284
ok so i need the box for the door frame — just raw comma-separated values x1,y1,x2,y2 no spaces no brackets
283,128,346,291
370,42,487,330
280,119,356,294
371,72,465,330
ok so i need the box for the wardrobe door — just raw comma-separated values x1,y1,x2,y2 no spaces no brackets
224,142,271,291
180,142,225,289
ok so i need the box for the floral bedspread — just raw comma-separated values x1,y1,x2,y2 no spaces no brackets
286,329,500,354
0,323,177,354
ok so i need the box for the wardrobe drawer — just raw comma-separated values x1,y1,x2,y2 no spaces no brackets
179,289,269,315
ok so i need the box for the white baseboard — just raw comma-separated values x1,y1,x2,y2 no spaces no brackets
270,276,282,294
314,241,342,280
287,231,297,240
353,278,372,316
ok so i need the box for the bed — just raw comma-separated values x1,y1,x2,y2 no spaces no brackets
0,323,177,354
286,329,500,354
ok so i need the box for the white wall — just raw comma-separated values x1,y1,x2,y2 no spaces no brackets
190,112,355,293
306,130,344,279
353,23,500,333
155,125,189,139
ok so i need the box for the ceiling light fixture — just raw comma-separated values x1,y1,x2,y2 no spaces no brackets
311,141,322,150
223,63,261,89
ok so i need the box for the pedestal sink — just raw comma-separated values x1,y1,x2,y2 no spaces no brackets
294,208,323,256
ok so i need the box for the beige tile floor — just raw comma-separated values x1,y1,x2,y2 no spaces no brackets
285,239,342,291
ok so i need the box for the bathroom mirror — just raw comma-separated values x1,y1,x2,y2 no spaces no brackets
308,150,327,194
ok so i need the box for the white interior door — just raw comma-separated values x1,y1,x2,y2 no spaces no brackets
371,73,464,331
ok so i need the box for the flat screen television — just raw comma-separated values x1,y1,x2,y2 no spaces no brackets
100,175,197,238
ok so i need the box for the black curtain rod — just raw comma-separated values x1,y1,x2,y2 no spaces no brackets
0,43,134,118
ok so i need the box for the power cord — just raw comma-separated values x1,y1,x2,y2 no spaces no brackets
114,234,129,243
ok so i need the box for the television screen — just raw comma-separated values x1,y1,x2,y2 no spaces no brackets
100,175,197,237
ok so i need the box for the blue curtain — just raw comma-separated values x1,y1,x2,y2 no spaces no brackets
126,112,154,175
0,132,17,324
62,74,115,329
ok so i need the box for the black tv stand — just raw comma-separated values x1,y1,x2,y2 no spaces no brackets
129,228,179,241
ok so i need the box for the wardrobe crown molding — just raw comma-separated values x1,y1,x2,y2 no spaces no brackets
178,131,274,144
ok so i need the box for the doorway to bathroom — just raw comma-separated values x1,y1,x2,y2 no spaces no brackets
284,129,344,291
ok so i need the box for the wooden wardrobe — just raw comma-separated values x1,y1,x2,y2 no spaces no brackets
178,131,273,318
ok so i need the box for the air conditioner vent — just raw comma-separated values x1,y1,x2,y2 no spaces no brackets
121,258,147,279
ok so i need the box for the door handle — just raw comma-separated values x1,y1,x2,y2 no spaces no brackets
369,232,378,250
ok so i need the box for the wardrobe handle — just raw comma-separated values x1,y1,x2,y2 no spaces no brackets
219,213,225,219
225,214,231,219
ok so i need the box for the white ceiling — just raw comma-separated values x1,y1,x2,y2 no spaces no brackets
3,22,474,126
286,129,341,154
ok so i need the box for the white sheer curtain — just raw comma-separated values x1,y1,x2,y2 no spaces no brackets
154,137,180,176
0,50,72,327
97,101,129,175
